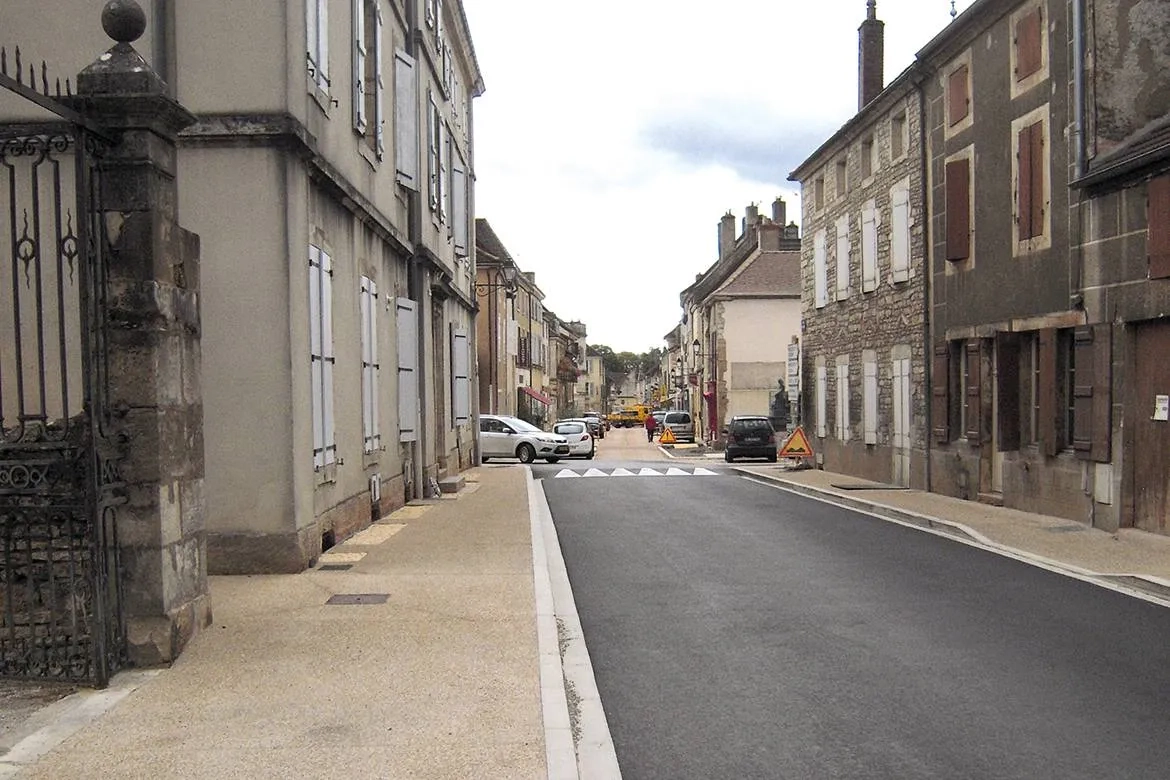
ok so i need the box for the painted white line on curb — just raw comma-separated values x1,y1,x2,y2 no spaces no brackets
528,469,623,780
738,473,1170,609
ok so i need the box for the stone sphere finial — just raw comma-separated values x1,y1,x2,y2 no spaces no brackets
101,0,147,44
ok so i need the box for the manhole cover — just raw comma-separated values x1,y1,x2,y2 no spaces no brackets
326,593,388,605
318,564,353,571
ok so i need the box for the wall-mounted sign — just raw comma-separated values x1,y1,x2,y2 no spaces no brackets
1155,394,1169,422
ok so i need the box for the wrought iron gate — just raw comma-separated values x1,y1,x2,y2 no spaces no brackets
0,48,125,686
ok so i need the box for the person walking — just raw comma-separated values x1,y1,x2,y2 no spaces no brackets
645,412,658,442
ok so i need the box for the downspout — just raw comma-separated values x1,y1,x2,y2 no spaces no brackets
404,0,427,499
1070,0,1087,306
918,70,934,493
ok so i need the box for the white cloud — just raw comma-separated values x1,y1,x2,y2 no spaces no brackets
465,0,978,351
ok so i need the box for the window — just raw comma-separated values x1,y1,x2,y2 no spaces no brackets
890,185,910,282
1149,174,1170,279
1062,330,1076,449
814,176,825,211
813,229,828,308
452,328,470,425
1016,119,1045,241
427,94,442,214
836,159,847,197
861,203,878,292
452,147,469,256
861,136,875,180
836,361,850,441
394,50,419,189
863,358,878,444
816,364,828,438
360,276,381,453
1015,6,1043,82
835,215,850,301
931,342,951,444
309,245,336,468
947,64,969,127
353,0,385,157
945,157,971,261
891,112,907,160
307,0,330,92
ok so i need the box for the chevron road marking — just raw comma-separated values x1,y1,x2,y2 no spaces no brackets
551,467,728,478
582,468,608,477
554,469,581,478
609,467,636,476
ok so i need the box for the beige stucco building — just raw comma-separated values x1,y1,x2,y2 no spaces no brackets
3,0,484,573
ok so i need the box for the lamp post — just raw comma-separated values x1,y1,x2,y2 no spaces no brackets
475,264,519,414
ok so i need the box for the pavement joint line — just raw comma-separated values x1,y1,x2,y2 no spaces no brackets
527,469,623,780
736,470,1170,609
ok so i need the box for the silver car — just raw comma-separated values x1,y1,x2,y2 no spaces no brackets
478,414,570,464
553,420,596,459
662,410,695,443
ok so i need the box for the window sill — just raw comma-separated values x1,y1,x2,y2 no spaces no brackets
314,462,338,486
357,141,379,169
309,79,333,115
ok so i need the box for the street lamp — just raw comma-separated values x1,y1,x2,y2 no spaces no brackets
475,264,520,413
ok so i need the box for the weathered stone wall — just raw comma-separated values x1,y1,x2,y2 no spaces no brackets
1088,0,1170,150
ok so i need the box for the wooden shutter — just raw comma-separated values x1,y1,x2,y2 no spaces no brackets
452,151,468,255
835,216,850,300
891,187,910,281
352,0,367,133
816,365,828,438
309,247,324,468
946,159,970,261
1018,126,1034,239
932,341,950,443
1038,328,1058,456
1029,122,1045,237
321,250,336,465
361,277,374,451
373,3,385,159
861,207,878,292
814,230,828,307
439,121,450,223
394,50,419,190
948,65,969,127
965,340,982,442
397,298,419,442
1148,174,1170,279
1015,7,1042,81
863,360,878,444
452,328,470,425
1072,324,1112,462
996,333,1021,451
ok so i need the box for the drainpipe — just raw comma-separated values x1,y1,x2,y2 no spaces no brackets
404,0,428,500
918,69,933,493
1070,0,1087,307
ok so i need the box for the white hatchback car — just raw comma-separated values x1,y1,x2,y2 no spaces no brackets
553,419,595,459
478,414,570,464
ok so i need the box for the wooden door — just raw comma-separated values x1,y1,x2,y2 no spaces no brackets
1134,321,1170,532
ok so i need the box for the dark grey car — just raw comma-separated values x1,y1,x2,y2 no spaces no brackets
724,416,777,462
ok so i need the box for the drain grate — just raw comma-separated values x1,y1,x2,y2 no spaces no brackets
325,593,389,606
318,564,353,572
1045,525,1086,534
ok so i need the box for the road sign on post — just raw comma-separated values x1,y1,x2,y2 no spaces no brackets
778,426,814,461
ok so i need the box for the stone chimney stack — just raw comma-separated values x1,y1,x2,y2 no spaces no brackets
771,196,787,226
858,0,885,110
744,203,760,232
719,212,736,258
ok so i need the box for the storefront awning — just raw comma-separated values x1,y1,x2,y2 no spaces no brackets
520,386,551,405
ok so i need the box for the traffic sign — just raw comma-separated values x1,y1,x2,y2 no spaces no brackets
778,426,814,458
659,427,677,444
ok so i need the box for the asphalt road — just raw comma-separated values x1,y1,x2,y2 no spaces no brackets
539,462,1170,780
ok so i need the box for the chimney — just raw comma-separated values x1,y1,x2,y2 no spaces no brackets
718,212,735,259
745,203,760,232
771,196,786,226
858,0,884,110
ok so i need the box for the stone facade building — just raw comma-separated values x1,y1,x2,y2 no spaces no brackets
790,3,928,488
681,201,802,443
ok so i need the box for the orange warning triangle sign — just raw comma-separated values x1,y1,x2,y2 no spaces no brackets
778,426,814,458
659,427,676,444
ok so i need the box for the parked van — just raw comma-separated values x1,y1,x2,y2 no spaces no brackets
661,411,695,443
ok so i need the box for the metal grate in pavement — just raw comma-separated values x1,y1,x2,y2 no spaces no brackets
318,564,353,571
325,593,389,605
1045,525,1087,533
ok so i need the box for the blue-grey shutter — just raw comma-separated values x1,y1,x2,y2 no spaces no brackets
453,151,467,255
352,0,367,133
397,298,419,442
394,50,418,189
452,328,470,424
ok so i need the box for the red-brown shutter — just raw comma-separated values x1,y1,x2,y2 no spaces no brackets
996,333,1021,451
1018,126,1034,240
1038,328,1058,457
948,65,969,127
933,341,951,443
965,340,982,442
946,159,971,261
1030,122,1045,238
1148,174,1170,279
1016,8,1042,81
1072,324,1112,462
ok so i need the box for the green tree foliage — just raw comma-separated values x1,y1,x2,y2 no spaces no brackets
591,344,665,396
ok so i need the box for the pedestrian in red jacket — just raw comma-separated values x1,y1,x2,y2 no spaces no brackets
645,413,658,442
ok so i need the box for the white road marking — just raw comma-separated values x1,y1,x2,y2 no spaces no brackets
582,468,609,477
664,467,689,476
693,467,719,476
554,469,581,478
609,467,636,476
637,468,664,476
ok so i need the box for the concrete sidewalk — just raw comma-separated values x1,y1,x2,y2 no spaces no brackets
0,466,561,779
735,464,1170,604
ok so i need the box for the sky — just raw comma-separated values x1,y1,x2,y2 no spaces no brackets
463,0,979,353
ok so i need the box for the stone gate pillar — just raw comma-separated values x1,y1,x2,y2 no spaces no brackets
76,1,210,665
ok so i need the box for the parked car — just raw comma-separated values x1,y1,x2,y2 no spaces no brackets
661,410,695,443
478,414,569,464
553,420,595,459
650,410,669,430
582,411,606,438
723,415,778,462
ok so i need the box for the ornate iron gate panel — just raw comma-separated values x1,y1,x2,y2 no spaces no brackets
0,50,125,686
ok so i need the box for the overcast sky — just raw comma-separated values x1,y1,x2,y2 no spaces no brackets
464,0,978,353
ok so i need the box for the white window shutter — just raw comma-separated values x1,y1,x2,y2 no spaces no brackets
370,281,379,449
360,278,373,452
318,0,329,84
394,50,419,190
891,187,911,282
452,328,470,424
374,4,385,159
439,121,450,223
397,298,419,442
837,362,849,441
816,365,828,438
352,0,366,133
862,207,878,292
814,230,827,308
835,216,850,301
321,250,336,465
864,360,878,444
427,96,439,211
309,246,324,468
452,152,468,255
